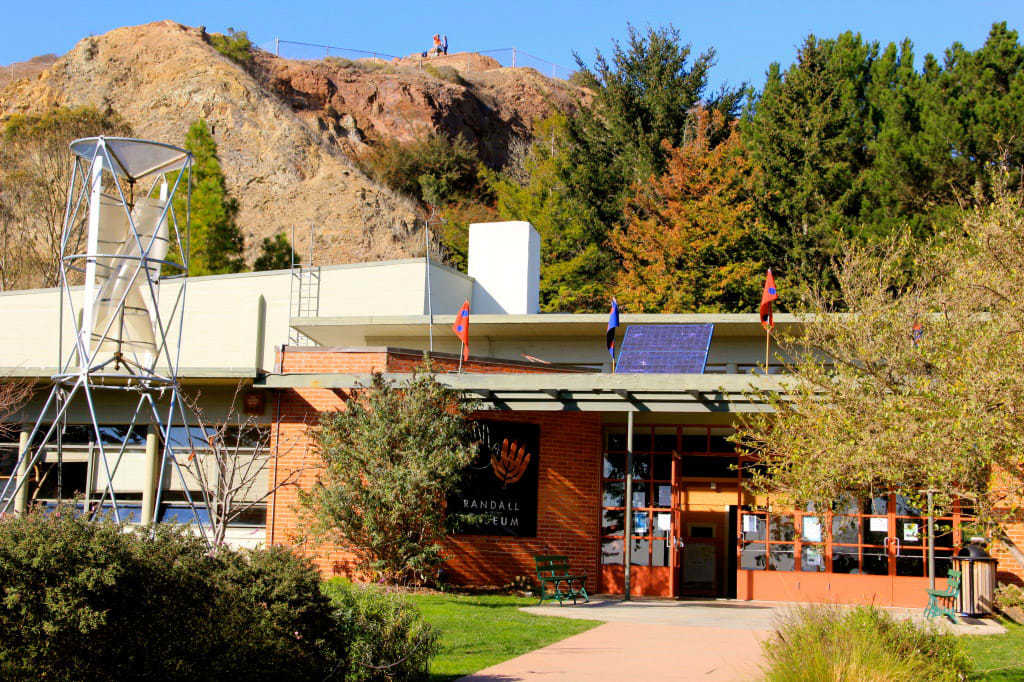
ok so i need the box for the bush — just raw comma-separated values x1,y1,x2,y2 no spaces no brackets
324,578,438,681
357,131,482,205
423,64,466,86
762,604,971,682
995,583,1024,616
209,28,253,65
0,508,346,681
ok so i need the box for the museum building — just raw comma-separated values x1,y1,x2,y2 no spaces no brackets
1,220,1020,607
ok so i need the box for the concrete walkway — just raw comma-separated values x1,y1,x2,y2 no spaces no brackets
458,598,1005,682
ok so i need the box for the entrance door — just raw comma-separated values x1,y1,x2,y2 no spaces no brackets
674,480,734,597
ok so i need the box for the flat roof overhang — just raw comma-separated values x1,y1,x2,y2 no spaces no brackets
0,367,260,386
257,372,790,413
290,313,804,347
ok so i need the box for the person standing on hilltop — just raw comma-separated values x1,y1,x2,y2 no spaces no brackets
432,34,441,56
442,35,448,55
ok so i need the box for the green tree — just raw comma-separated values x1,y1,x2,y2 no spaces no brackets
568,24,744,228
300,369,479,585
736,185,1024,568
253,232,296,271
487,113,607,311
0,106,130,289
742,32,879,285
173,119,245,276
917,22,1024,205
609,109,766,312
208,28,254,66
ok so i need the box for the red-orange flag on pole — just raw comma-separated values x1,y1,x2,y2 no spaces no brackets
452,300,470,360
759,269,778,329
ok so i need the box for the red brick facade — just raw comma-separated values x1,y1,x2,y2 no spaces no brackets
268,346,604,592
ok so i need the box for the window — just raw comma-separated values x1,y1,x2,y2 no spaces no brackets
600,424,740,568
739,494,965,577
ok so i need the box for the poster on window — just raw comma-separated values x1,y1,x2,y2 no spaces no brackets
449,420,540,537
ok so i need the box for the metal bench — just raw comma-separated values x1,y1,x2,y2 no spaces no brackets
924,569,961,623
534,555,589,606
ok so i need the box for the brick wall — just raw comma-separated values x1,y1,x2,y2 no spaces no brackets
278,346,587,375
267,346,604,591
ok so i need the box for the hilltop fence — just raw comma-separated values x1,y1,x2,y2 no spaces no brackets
260,39,574,80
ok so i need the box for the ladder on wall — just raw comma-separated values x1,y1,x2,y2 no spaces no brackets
287,225,321,347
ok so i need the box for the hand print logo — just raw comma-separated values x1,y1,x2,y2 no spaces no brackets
491,437,531,486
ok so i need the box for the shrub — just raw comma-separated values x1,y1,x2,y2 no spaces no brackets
0,507,346,681
761,604,971,682
324,578,438,681
209,28,253,66
423,64,466,86
995,583,1024,612
357,131,482,205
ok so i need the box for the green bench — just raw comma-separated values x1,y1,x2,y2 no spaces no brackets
924,569,961,623
534,555,589,606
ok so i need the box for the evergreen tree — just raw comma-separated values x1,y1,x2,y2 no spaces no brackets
487,114,607,312
173,120,245,276
253,233,296,272
742,32,878,285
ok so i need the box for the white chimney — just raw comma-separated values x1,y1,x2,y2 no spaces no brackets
468,221,540,314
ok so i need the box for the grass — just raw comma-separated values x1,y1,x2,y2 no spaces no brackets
964,619,1024,681
406,592,600,681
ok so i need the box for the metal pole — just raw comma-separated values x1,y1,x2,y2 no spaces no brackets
624,411,634,601
512,47,516,68
928,490,936,591
275,37,280,57
141,425,159,525
14,429,30,514
425,218,433,353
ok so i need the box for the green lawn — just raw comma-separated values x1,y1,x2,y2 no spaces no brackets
407,593,601,681
965,619,1024,681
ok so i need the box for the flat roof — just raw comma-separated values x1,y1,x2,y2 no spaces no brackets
257,371,789,413
291,313,804,346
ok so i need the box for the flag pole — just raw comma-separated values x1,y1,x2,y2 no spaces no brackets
764,327,770,373
458,342,464,374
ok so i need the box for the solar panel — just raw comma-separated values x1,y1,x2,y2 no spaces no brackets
615,324,714,374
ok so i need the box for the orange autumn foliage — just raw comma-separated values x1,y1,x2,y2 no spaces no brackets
609,108,767,312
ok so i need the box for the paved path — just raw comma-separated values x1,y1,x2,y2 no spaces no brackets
458,598,1005,682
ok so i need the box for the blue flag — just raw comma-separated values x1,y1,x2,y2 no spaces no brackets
606,298,619,358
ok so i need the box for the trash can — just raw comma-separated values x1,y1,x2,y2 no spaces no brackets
951,543,998,616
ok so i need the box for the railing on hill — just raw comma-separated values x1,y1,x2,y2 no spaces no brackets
260,39,574,80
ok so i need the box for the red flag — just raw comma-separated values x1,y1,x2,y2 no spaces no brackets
760,269,778,329
452,300,470,360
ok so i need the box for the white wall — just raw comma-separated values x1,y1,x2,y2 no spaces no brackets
468,222,540,314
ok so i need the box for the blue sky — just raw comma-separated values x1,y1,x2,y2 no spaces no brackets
3,1,1023,89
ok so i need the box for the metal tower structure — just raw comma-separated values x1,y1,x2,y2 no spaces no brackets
0,137,207,536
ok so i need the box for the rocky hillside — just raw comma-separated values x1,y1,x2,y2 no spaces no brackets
0,21,582,266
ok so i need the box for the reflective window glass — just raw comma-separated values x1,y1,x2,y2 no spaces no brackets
770,515,796,541
832,516,860,544
631,482,649,509
603,453,626,478
606,433,626,451
862,517,888,545
831,546,860,574
896,549,924,576
631,538,650,566
801,545,826,572
769,544,795,571
862,548,889,575
740,542,767,570
652,432,676,453
601,509,624,535
631,454,650,478
601,538,624,565
602,481,624,507
652,454,671,480
651,539,670,567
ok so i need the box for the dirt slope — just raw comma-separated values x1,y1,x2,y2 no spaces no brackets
1,22,583,267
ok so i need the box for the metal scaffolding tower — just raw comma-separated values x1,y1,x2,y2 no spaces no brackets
0,137,207,538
